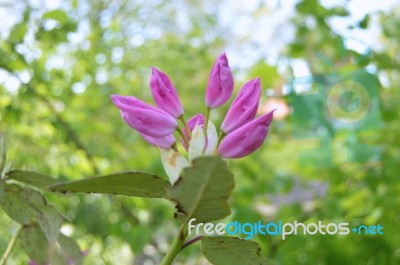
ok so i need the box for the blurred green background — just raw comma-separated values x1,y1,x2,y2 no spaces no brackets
1,0,399,264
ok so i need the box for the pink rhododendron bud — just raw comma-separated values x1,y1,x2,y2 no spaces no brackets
205,52,234,108
183,114,205,139
111,94,177,137
150,67,184,118
221,78,261,133
218,110,274,158
181,113,205,150
140,133,175,150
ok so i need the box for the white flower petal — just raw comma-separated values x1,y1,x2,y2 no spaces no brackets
160,149,189,185
188,124,205,162
205,120,218,155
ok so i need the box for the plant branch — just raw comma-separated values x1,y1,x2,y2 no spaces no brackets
0,226,22,265
181,235,203,250
160,223,188,265
29,86,100,175
179,116,192,139
176,127,190,148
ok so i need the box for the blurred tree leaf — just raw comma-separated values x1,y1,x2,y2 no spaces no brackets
358,14,370,29
201,236,271,265
8,23,27,44
0,47,27,71
167,156,234,223
36,9,77,43
7,7,30,44
248,60,278,88
49,172,170,199
373,53,394,69
42,10,69,25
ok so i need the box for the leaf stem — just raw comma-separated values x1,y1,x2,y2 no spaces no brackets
201,107,211,155
181,235,203,250
0,226,22,265
176,127,190,148
160,223,188,265
179,116,192,139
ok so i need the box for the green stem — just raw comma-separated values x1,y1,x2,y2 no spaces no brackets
179,116,192,139
176,127,190,148
0,226,22,265
217,131,226,148
160,223,188,265
201,107,211,155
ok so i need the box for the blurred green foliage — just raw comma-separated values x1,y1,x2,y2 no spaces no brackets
1,0,399,264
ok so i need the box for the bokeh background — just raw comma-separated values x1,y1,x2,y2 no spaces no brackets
1,0,399,264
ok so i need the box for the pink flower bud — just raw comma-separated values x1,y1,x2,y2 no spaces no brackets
218,110,274,158
205,52,234,108
184,114,205,138
221,78,261,134
181,113,205,149
140,133,175,150
111,94,177,137
150,67,184,118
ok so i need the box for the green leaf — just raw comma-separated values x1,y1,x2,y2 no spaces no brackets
20,225,49,265
48,249,68,265
43,10,69,25
35,205,64,243
47,234,83,265
0,186,35,224
49,172,170,199
19,188,65,243
201,237,272,265
167,156,234,223
56,234,83,265
0,184,64,242
6,170,59,188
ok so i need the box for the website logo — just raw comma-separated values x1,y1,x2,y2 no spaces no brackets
188,218,383,240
